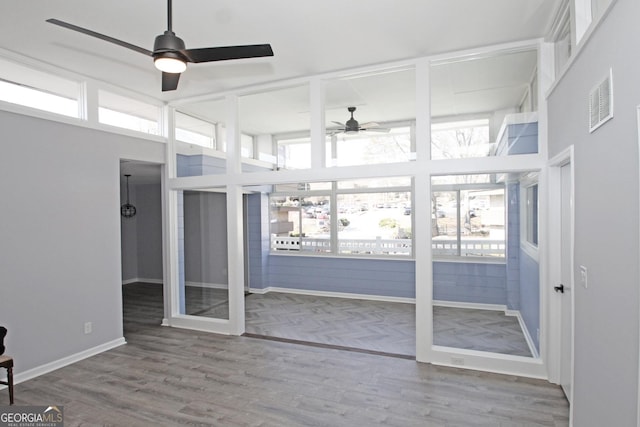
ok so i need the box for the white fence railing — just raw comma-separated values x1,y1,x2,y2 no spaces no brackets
271,236,505,257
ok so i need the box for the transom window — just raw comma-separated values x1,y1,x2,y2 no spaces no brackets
0,58,79,118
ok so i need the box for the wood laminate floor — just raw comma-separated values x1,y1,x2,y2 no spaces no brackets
10,282,569,426
133,283,532,357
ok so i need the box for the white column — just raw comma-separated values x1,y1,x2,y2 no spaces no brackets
162,106,180,322
414,58,433,362
310,79,326,169
225,94,246,334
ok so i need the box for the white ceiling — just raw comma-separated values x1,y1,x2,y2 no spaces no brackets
1,0,559,103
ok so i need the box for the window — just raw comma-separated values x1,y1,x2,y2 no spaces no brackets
327,125,414,167
551,1,572,77
526,184,539,246
270,178,412,257
240,84,309,167
99,90,160,135
241,133,255,158
430,49,538,160
276,136,312,170
270,185,332,253
0,58,80,118
432,174,506,259
431,119,491,160
325,67,416,164
175,111,216,148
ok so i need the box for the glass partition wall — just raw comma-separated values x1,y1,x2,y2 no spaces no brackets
325,68,416,167
428,47,542,365
431,173,539,358
174,98,228,177
178,189,229,320
166,42,547,377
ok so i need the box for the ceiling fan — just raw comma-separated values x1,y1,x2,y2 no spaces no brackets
46,0,274,92
329,107,390,135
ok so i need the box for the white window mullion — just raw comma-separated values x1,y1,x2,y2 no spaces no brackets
331,182,338,255
309,79,326,169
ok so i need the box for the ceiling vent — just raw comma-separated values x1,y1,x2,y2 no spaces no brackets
589,68,613,133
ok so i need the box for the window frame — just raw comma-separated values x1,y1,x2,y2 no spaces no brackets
520,177,540,261
98,89,162,136
269,179,413,259
431,182,507,262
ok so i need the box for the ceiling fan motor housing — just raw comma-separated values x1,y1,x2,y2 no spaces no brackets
345,106,359,133
345,118,359,133
153,31,187,60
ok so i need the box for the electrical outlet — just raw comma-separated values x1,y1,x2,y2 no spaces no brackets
451,356,465,366
580,265,588,289
84,322,92,334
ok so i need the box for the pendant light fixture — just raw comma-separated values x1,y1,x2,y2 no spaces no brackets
121,174,137,218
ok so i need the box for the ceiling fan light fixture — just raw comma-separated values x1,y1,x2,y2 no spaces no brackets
154,55,187,73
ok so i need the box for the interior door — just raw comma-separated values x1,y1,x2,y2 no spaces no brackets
559,162,573,401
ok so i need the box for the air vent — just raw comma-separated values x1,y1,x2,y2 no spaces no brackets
589,69,613,133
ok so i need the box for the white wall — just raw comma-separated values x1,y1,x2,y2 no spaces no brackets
0,109,164,376
547,0,640,424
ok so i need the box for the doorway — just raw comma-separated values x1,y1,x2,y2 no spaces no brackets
549,147,575,413
119,160,164,334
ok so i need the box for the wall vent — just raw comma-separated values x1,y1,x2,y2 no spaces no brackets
589,68,613,133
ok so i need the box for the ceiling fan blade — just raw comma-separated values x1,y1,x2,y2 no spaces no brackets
359,122,380,128
46,19,153,56
331,121,345,127
183,44,273,63
361,127,390,133
162,72,181,91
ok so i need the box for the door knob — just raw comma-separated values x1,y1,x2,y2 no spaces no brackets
554,284,565,293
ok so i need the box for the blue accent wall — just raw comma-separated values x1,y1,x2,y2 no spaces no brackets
246,193,269,289
507,122,538,155
506,183,521,310
520,249,540,352
267,255,415,298
496,121,538,156
177,154,226,177
177,154,271,177
433,262,507,305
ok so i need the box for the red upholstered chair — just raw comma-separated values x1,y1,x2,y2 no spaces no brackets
0,327,13,405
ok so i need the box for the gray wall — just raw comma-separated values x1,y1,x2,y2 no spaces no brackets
547,0,640,423
120,183,163,283
183,191,228,286
135,183,163,281
0,109,164,375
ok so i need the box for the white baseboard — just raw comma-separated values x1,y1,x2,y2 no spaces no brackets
185,281,228,290
248,286,415,304
0,337,126,387
122,278,163,285
506,310,539,358
433,300,507,312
